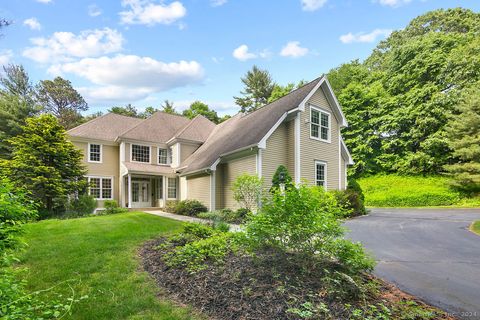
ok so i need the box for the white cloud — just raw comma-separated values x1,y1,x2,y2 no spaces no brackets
210,0,227,7
88,4,102,17
0,50,13,66
36,0,52,3
119,0,186,26
376,0,412,7
22,28,124,63
339,29,392,44
301,0,327,11
49,54,204,103
232,45,257,61
280,41,309,58
23,18,42,30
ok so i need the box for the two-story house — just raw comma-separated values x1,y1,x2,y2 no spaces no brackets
68,75,353,210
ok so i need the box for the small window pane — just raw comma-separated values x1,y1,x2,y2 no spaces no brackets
158,148,168,164
132,145,150,162
321,127,329,140
311,124,319,138
89,144,101,162
321,113,329,127
311,109,319,124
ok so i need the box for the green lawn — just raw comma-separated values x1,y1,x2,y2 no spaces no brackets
358,174,480,207
19,212,201,320
471,221,480,235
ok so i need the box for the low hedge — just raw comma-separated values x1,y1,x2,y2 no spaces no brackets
358,175,461,207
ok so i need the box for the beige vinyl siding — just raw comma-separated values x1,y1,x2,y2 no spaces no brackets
124,143,130,162
220,154,257,209
286,120,296,181
72,141,120,207
341,157,346,190
171,143,180,167
180,143,199,164
186,174,211,209
215,164,225,210
262,123,289,191
300,87,340,190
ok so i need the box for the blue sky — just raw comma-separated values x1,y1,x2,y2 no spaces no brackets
1,0,479,116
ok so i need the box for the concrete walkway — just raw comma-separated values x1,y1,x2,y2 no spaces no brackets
143,210,243,232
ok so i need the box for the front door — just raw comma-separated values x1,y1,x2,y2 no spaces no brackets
132,180,151,208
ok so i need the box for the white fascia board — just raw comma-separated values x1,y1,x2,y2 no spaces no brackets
340,139,354,165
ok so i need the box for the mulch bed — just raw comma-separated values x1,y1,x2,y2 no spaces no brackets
140,237,454,320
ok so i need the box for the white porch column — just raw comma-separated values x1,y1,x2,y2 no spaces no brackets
127,174,132,209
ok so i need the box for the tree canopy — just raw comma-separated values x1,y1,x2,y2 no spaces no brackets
36,77,88,129
182,101,220,123
234,65,274,113
327,8,480,177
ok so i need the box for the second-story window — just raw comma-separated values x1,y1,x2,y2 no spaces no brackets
158,148,168,165
88,143,102,163
131,144,150,163
310,107,330,142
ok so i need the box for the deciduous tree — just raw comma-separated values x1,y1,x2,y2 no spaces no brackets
182,101,219,123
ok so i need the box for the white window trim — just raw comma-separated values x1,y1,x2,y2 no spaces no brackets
167,177,177,199
157,147,169,166
314,160,327,189
130,143,151,164
310,106,331,143
87,143,103,163
87,175,113,200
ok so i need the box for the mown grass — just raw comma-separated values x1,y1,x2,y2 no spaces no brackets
18,212,202,320
358,175,480,207
471,221,480,235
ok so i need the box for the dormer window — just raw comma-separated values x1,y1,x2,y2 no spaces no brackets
88,143,102,163
310,106,330,142
131,144,150,163
158,148,168,165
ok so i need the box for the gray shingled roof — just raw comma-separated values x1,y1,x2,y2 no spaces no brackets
173,115,216,143
67,113,143,141
118,112,191,143
123,162,176,176
180,77,321,174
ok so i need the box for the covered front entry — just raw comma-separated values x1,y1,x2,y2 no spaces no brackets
123,174,178,209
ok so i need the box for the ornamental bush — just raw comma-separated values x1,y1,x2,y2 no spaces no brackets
245,184,374,274
174,199,208,216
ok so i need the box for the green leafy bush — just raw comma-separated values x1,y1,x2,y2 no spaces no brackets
174,200,207,216
232,174,263,212
197,208,250,224
358,175,462,207
164,200,178,213
165,231,243,272
102,200,128,214
246,185,374,274
332,179,367,217
66,194,97,217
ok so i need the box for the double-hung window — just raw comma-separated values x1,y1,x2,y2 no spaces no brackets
88,176,112,200
88,143,102,163
158,148,168,165
310,107,330,142
315,161,327,188
131,144,150,163
167,178,177,199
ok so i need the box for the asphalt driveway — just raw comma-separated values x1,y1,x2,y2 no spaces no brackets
345,208,480,319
